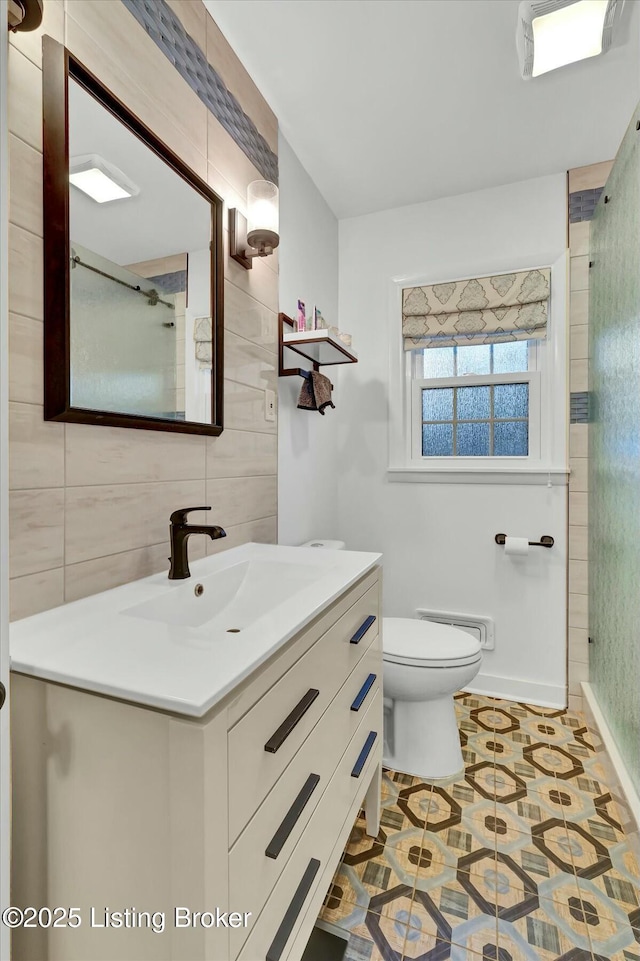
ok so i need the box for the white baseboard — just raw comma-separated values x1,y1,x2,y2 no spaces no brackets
465,673,565,709
581,682,640,827
582,681,640,861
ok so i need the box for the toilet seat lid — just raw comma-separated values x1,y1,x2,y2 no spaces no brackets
382,617,482,667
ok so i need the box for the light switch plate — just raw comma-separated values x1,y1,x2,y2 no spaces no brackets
265,389,276,422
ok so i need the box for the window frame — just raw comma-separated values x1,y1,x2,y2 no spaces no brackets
387,253,569,485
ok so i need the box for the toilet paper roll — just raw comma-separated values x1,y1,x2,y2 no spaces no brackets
504,536,530,556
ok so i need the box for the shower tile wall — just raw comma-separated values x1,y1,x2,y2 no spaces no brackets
7,0,279,620
567,161,612,712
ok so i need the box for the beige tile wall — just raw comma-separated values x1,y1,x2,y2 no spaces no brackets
7,0,279,620
566,161,613,712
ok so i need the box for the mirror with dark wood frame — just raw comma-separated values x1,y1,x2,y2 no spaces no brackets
42,37,224,435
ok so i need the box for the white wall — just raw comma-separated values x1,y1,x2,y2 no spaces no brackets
337,174,569,706
277,133,341,546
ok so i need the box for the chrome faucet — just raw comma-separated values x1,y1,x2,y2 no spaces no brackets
168,507,226,579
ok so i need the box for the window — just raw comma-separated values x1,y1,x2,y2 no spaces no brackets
411,341,541,462
389,258,567,481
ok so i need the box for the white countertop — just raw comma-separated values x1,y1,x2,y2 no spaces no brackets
10,543,381,718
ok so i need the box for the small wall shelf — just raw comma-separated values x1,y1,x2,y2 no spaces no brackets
279,313,358,377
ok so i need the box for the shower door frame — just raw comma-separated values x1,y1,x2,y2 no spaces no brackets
0,11,11,961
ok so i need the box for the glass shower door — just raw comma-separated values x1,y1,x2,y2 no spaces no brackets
589,103,640,794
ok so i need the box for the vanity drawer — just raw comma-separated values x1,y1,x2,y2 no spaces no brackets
228,584,380,843
235,690,382,961
228,645,382,948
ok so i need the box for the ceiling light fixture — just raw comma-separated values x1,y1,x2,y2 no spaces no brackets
69,154,140,204
517,0,624,79
229,180,279,270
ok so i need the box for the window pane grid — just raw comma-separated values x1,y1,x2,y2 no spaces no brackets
422,341,529,379
421,383,529,457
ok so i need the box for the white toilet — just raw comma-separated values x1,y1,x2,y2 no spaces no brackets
383,618,482,778
300,540,483,779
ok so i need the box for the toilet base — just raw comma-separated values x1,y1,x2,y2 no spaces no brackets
383,694,464,779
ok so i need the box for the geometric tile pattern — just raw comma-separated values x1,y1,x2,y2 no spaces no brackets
319,693,640,960
121,0,279,184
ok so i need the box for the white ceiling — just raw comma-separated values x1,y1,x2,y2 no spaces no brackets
204,0,640,218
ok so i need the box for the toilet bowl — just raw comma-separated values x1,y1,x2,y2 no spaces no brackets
299,540,482,779
383,618,482,779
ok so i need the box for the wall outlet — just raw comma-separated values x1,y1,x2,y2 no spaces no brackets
265,389,276,422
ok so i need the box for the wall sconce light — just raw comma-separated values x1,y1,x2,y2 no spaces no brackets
8,0,43,32
229,180,279,270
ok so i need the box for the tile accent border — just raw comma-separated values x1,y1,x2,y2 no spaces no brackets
148,270,187,293
570,391,590,424
121,0,279,184
569,187,604,223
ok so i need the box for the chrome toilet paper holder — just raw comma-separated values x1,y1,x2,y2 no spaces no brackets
495,533,554,548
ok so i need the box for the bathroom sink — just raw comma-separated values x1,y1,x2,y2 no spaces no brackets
123,559,320,630
10,542,382,716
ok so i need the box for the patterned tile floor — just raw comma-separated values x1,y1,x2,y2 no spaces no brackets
318,693,640,961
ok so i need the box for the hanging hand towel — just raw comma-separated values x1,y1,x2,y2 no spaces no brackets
296,375,317,411
193,317,212,342
195,342,212,365
311,371,335,415
193,316,213,369
296,371,335,413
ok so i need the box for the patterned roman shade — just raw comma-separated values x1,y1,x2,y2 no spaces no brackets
402,268,551,350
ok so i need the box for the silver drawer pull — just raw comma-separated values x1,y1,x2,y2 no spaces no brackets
351,731,377,778
265,774,320,860
266,858,321,961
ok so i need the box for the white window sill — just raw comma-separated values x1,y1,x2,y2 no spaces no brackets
387,467,569,486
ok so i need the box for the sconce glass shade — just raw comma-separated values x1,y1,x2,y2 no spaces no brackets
246,180,279,251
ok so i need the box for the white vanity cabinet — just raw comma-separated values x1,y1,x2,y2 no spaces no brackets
11,563,383,961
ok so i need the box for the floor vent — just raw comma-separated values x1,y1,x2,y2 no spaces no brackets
416,609,495,651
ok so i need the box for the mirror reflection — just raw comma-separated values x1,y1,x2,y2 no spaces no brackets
68,78,214,423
